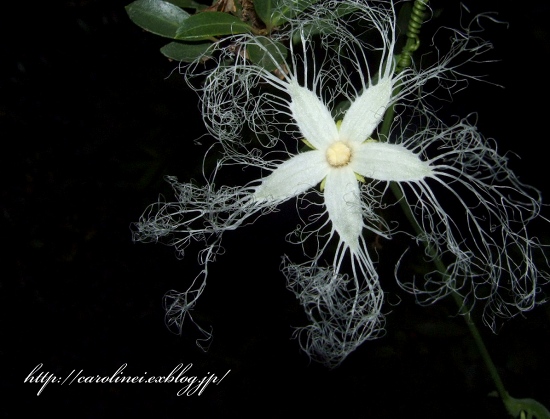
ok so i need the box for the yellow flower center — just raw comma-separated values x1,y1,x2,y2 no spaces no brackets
326,141,352,167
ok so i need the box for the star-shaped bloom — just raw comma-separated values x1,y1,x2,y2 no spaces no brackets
134,0,548,366
253,77,432,257
246,75,437,365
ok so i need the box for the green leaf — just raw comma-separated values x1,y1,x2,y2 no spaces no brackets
160,41,214,62
252,0,322,28
270,0,321,27
247,37,287,72
332,98,351,121
165,0,208,11
253,0,273,27
503,395,550,419
126,0,190,39
396,2,413,37
175,12,252,41
290,2,357,43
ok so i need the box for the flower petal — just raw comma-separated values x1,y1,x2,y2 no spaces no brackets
288,81,339,150
324,167,363,250
339,76,393,145
254,151,329,201
352,142,433,182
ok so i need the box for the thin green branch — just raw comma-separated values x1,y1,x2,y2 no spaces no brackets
378,0,524,416
379,2,550,417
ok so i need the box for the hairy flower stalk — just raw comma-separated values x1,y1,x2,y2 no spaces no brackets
133,0,548,366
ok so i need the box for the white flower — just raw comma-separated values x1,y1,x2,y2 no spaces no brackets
134,0,548,366
253,76,432,255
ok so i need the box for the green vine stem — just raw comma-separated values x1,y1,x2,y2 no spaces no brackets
379,1,550,417
379,0,427,138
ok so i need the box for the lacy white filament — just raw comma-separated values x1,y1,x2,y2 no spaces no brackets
134,0,548,366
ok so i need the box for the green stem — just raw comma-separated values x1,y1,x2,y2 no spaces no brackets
377,2,549,416
380,0,427,140
451,292,510,402
380,0,514,411
390,179,513,407
393,175,509,400
390,180,550,418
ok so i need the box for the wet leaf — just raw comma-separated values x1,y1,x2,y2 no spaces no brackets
165,0,208,11
270,0,321,27
175,11,252,41
126,0,190,39
247,37,287,72
160,41,214,62
253,0,274,27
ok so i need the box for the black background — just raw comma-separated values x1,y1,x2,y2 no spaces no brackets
3,0,550,417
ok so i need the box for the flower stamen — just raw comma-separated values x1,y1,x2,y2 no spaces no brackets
326,141,352,167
